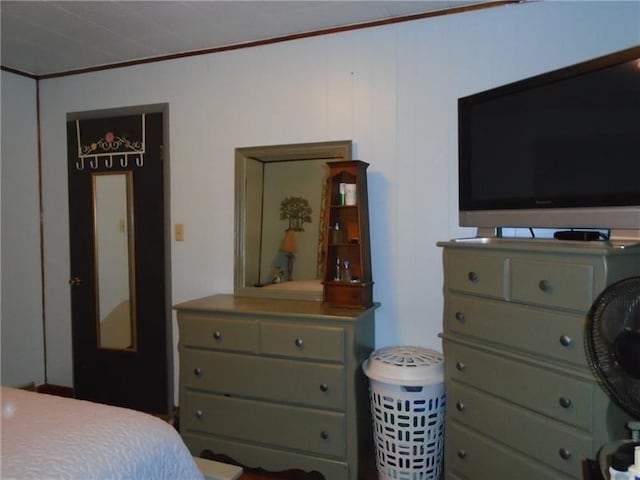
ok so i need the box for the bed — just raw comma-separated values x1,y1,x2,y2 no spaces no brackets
1,386,204,479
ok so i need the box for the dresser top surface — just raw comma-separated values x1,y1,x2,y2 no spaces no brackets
174,294,378,320
438,237,640,256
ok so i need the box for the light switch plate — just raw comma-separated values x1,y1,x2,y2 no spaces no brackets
175,223,184,241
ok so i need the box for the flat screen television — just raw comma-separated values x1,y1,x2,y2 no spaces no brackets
458,46,640,242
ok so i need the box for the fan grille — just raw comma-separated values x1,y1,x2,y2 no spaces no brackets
585,276,640,420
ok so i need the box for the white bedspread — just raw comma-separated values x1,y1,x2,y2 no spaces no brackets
1,387,204,480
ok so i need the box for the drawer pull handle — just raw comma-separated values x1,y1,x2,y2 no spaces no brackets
559,448,571,460
539,280,552,292
320,383,329,392
559,335,572,347
457,449,467,459
213,331,222,340
195,410,204,419
320,430,329,440
193,367,202,377
467,271,479,283
456,401,465,412
456,361,466,372
455,311,466,322
559,397,572,408
294,338,304,348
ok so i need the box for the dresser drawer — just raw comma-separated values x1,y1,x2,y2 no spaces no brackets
446,252,508,299
448,382,592,476
511,259,595,311
446,421,575,480
182,350,346,410
260,322,345,362
179,314,259,352
445,294,587,366
182,391,346,458
444,341,594,430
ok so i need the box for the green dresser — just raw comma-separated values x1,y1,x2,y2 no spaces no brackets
175,294,376,480
438,239,640,480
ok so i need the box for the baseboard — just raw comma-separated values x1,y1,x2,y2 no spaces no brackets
36,383,74,397
18,381,37,391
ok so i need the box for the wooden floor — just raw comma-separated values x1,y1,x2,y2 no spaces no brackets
199,444,378,480
239,471,287,480
199,455,334,480
238,470,380,480
236,462,377,480
233,466,329,480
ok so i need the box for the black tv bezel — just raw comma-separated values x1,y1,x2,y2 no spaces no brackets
457,45,640,223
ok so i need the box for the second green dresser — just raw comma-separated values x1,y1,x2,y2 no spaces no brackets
438,239,640,479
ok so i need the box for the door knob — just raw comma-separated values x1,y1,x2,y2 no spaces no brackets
69,277,82,287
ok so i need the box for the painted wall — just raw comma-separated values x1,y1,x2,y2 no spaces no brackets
1,72,44,386
2,1,639,394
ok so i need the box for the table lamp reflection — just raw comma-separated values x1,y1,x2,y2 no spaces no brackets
280,230,298,281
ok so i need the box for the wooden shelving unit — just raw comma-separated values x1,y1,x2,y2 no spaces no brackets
322,160,373,308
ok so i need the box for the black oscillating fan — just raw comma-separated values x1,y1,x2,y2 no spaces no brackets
585,276,640,420
584,276,640,476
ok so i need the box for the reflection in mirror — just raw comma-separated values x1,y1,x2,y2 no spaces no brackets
235,140,352,301
93,172,136,350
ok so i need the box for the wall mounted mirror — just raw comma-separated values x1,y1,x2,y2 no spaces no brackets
235,140,352,301
93,172,136,350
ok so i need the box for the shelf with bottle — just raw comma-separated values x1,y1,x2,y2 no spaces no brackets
330,170,358,207
329,210,357,245
326,253,363,284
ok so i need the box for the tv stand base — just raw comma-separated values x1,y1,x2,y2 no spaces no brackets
475,227,502,238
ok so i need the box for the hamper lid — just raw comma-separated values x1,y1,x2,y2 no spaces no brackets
363,346,444,386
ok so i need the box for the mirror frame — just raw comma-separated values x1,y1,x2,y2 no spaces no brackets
234,140,353,301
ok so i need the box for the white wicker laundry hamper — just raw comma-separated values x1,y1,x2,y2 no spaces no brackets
363,346,445,480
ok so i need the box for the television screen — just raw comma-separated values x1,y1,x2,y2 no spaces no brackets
458,46,640,233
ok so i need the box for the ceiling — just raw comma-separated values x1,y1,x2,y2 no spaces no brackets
0,1,498,78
